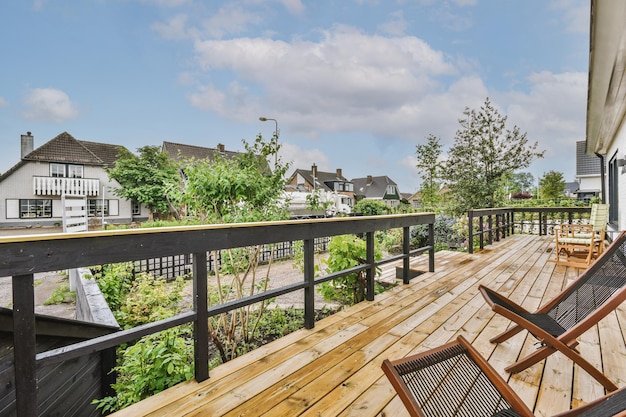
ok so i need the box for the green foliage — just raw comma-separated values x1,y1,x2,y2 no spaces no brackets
411,215,466,251
89,262,135,312
94,326,194,413
376,228,404,254
442,98,544,215
92,265,189,412
415,134,443,209
177,134,290,224
540,170,566,201
106,146,181,220
116,274,186,329
319,235,383,305
44,283,75,305
508,172,535,194
354,199,390,216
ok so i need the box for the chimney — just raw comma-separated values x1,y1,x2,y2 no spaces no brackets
366,175,373,185
21,132,34,159
217,143,225,153
336,168,342,179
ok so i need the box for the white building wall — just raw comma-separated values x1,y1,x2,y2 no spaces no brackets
0,161,141,227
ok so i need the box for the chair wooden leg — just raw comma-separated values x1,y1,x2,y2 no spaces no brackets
505,345,557,373
490,324,524,343
505,340,580,374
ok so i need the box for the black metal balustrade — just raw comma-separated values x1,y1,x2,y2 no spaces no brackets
0,213,435,417
467,207,592,253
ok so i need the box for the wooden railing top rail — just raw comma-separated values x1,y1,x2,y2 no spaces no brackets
4,213,436,417
0,213,434,277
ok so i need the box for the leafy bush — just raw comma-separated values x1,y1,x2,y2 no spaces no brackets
94,326,194,413
89,262,135,312
115,274,186,329
91,266,189,413
411,215,466,251
319,235,384,305
354,199,390,216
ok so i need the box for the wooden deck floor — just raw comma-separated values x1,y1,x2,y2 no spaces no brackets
111,234,626,417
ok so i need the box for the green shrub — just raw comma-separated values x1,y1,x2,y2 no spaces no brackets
94,326,194,413
319,235,384,305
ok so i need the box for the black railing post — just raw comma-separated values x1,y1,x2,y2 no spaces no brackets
488,215,493,245
366,231,375,301
402,226,410,284
13,274,37,417
193,252,209,382
303,238,315,329
428,222,435,272
468,211,474,254
479,216,485,250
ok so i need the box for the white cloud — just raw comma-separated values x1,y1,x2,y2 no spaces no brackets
200,6,262,39
0,97,8,108
190,26,460,139
279,142,330,172
22,88,79,123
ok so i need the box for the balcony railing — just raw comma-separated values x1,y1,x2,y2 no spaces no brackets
467,207,592,253
1,213,435,416
33,176,100,196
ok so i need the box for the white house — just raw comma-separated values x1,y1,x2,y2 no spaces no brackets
0,132,147,228
586,0,626,237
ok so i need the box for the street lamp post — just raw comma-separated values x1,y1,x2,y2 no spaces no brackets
259,117,278,165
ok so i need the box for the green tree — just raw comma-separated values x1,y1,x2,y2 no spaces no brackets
443,98,544,214
174,133,290,363
509,172,535,194
415,134,443,209
178,134,289,223
540,170,566,201
107,146,180,220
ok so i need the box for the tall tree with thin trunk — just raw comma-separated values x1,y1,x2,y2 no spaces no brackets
415,134,443,210
443,98,544,214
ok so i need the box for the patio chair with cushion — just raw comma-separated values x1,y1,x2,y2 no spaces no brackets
479,230,626,392
381,335,626,417
553,203,609,267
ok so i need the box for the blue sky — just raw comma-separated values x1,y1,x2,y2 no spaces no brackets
0,0,590,194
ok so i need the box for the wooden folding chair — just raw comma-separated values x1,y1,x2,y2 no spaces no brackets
381,335,626,417
553,203,609,267
480,230,626,392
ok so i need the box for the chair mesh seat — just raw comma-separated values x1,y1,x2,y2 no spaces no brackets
395,343,522,417
578,386,626,417
547,249,626,331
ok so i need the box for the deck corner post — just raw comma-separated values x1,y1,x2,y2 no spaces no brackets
428,222,435,272
366,231,375,301
402,226,410,284
303,239,315,329
193,252,209,382
468,211,474,254
13,274,37,417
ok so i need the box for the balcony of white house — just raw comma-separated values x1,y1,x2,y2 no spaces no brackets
33,176,101,196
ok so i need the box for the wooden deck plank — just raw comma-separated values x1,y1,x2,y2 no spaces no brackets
111,234,626,417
